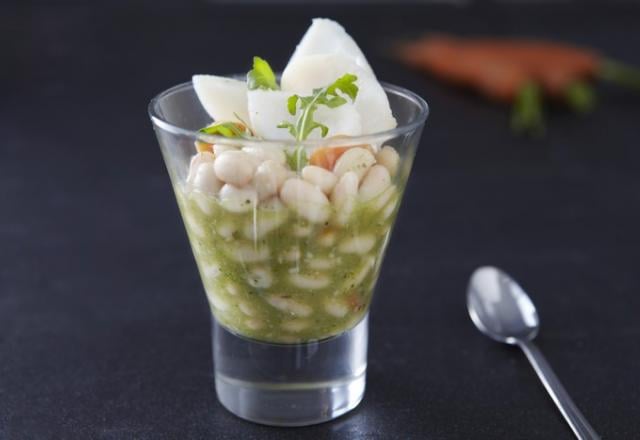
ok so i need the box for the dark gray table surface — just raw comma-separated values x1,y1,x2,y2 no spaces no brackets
3,1,640,439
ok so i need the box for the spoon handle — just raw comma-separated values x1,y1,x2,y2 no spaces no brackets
518,340,600,440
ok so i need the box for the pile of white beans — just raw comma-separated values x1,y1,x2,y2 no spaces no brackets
185,143,400,224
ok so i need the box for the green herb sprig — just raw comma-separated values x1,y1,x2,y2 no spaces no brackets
278,73,358,142
285,147,309,170
278,73,358,169
247,56,279,91
199,120,253,138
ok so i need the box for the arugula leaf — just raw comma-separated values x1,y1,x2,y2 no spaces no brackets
285,146,309,171
286,95,298,115
327,73,358,101
247,56,278,91
199,121,252,138
277,121,297,139
279,73,358,142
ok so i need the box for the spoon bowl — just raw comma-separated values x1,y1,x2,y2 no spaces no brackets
467,266,539,344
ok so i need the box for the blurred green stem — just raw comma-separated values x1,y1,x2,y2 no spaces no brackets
511,82,545,136
599,59,640,91
565,81,596,113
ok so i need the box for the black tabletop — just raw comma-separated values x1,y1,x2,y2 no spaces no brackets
3,1,640,439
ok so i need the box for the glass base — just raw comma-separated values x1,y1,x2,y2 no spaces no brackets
212,315,368,427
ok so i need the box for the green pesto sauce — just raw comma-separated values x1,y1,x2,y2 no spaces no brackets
175,182,402,343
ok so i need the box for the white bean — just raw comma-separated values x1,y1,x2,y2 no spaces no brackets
226,243,270,263
201,263,221,279
253,160,288,200
359,165,391,202
280,178,330,224
239,302,255,316
332,147,376,181
301,165,338,195
324,300,348,318
242,213,288,240
243,144,286,166
289,273,331,290
214,150,256,186
247,267,273,289
216,221,237,240
281,320,309,332
192,162,223,197
349,256,375,287
381,195,399,221
219,184,257,213
205,288,229,311
246,319,263,330
338,235,376,254
307,258,334,270
331,171,359,207
370,186,395,211
226,282,240,296
376,145,400,177
266,295,313,317
332,203,355,228
213,144,238,156
330,172,359,226
186,152,215,185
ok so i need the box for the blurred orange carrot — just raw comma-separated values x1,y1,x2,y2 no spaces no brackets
399,35,600,98
397,34,640,134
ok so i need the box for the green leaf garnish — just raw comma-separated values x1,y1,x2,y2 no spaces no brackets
247,56,278,91
277,73,358,170
285,146,309,171
278,73,358,142
199,121,253,138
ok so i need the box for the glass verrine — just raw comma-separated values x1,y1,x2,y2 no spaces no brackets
148,79,428,426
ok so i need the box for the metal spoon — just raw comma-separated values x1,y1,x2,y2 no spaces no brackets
466,266,599,440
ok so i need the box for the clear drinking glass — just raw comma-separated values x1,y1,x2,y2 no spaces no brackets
148,79,428,426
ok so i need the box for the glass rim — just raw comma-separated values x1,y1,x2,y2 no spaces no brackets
148,78,429,147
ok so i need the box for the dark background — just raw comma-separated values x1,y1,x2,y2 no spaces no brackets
3,1,640,439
